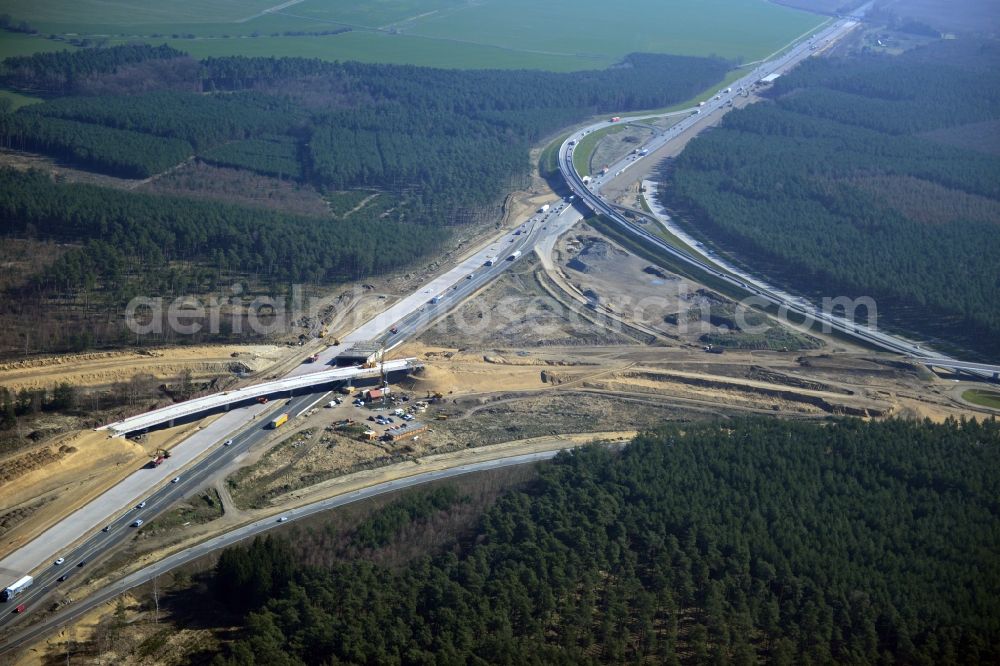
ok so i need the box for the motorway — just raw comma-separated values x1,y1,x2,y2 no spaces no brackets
0,174,581,634
3,0,995,644
0,448,565,653
0,391,330,633
558,8,999,381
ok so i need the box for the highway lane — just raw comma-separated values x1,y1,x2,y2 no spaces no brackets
0,447,566,653
0,200,570,617
380,202,584,346
0,391,327,631
558,8,997,379
0,19,835,602
7,0,950,633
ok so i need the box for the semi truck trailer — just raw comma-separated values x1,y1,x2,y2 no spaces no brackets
2,575,32,602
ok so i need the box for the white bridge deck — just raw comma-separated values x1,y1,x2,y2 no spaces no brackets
98,359,422,437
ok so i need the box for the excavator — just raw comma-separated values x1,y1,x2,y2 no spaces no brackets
149,448,171,468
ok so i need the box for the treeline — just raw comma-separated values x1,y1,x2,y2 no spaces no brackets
199,52,727,118
0,114,193,178
0,50,727,194
0,43,185,93
663,40,1000,357
0,383,77,430
0,91,303,177
0,168,449,291
771,42,1000,135
18,91,303,150
0,14,36,35
0,46,729,352
207,418,1000,665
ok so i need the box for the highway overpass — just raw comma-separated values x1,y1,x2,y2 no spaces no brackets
99,359,422,437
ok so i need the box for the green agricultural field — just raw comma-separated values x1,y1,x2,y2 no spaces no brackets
0,32,76,59
149,32,592,72
4,0,825,71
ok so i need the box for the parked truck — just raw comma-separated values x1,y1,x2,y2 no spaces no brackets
2,575,32,602
507,250,522,261
538,204,550,214
269,413,289,429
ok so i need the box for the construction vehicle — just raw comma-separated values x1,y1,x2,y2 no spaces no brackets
1,575,32,602
269,413,289,429
318,327,327,338
149,448,171,468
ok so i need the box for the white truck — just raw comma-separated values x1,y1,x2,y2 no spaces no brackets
2,575,32,602
484,257,496,266
431,294,443,304
538,204,550,214
507,250,522,261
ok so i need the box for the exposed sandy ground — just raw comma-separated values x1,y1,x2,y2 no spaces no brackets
12,592,142,666
0,416,223,562
0,345,291,393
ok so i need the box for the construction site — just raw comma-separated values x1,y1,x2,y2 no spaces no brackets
2,70,999,659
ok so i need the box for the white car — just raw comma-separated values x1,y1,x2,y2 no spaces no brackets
171,477,180,484
54,558,65,566
132,519,143,528
224,439,233,446
137,501,146,509
277,516,288,523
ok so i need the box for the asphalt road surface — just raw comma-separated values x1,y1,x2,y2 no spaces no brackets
0,391,329,634
0,448,563,654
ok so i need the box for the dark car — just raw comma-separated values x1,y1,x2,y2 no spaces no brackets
77,561,86,567
57,575,68,582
